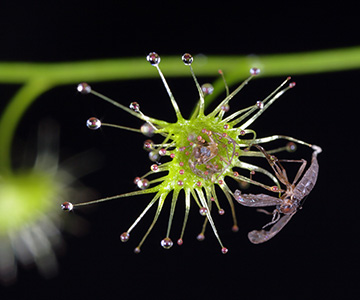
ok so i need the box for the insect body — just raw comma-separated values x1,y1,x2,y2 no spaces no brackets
234,144,322,244
188,131,236,182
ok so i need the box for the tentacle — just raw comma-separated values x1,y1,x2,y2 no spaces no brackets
133,191,169,252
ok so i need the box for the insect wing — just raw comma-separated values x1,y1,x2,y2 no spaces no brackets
234,190,282,207
248,212,295,244
294,155,319,199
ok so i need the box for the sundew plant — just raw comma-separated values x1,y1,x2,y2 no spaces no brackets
62,52,321,254
1,47,360,275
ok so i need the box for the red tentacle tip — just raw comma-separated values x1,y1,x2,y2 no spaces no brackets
221,247,229,254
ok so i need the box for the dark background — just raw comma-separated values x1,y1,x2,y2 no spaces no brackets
0,1,358,299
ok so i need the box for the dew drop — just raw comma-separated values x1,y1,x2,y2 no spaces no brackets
129,102,140,112
250,68,260,75
289,82,296,88
182,53,193,65
256,101,264,109
161,237,173,249
177,239,183,246
137,179,149,190
177,180,184,186
218,209,225,215
201,83,214,95
199,207,208,216
120,232,130,242
147,52,160,66
77,82,91,94
86,117,101,130
140,123,155,137
61,202,73,211
221,247,229,254
286,142,297,152
134,247,141,254
134,177,141,184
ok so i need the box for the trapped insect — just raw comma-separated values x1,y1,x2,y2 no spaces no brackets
234,144,322,244
188,130,237,182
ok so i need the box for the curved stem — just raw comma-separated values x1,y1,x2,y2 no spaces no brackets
0,46,359,85
1,46,360,173
0,79,53,174
204,45,360,105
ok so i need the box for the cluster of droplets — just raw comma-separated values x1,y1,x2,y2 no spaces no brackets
62,51,304,255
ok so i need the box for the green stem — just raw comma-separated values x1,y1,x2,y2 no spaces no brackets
0,46,359,84
0,79,53,174
1,46,360,173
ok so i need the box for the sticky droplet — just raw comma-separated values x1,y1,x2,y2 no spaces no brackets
250,68,260,75
197,233,205,241
120,232,130,242
161,237,173,249
147,52,160,66
221,247,229,254
149,150,160,162
77,82,91,94
137,179,149,190
201,83,214,95
256,101,264,109
199,207,208,216
140,123,155,137
61,202,73,211
286,142,297,152
221,104,230,112
232,225,239,232
143,139,154,151
129,102,140,112
86,117,101,130
182,53,193,65
151,164,159,172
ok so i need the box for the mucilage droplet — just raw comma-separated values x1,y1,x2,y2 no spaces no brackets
61,202,73,211
86,117,101,130
147,52,160,66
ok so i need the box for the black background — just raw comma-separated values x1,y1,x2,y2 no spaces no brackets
0,1,359,299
